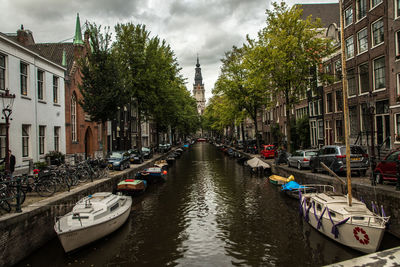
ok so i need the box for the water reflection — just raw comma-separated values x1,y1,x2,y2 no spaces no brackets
17,143,399,267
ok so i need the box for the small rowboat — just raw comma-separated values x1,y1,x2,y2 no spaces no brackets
117,179,147,193
136,167,167,183
154,160,169,170
269,174,294,185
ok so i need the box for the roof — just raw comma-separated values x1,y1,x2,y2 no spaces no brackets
297,3,340,27
27,43,75,72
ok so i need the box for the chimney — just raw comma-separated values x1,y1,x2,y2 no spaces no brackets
16,24,35,46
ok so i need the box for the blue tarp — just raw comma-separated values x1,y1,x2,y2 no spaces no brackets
281,181,307,191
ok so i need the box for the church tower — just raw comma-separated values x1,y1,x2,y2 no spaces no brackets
193,56,206,115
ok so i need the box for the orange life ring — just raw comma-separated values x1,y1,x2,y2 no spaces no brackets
353,227,369,245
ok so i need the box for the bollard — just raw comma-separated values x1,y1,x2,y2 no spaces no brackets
397,157,400,191
15,177,22,213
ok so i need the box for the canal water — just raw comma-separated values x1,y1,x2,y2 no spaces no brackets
17,143,399,266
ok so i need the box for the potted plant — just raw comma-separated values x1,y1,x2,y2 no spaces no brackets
45,151,65,166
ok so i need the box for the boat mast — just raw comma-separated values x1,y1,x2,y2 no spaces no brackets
339,0,352,206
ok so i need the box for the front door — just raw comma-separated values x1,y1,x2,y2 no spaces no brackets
376,115,390,148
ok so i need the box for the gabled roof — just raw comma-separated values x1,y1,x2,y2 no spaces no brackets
297,3,340,27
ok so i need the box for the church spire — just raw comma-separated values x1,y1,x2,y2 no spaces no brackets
194,55,203,86
73,13,84,46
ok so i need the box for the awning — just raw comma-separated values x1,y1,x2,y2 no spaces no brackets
246,157,270,169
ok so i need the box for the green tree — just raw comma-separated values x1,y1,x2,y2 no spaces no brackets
78,23,124,157
255,2,333,152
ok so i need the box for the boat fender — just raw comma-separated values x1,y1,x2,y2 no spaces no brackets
162,170,167,175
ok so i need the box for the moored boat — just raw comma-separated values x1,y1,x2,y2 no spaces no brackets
281,181,317,199
299,188,389,253
154,160,169,170
136,167,167,183
54,192,132,253
269,174,294,185
117,179,147,194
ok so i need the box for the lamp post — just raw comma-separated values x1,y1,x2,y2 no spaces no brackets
0,89,15,174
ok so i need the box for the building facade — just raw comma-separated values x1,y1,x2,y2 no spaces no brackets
0,27,66,170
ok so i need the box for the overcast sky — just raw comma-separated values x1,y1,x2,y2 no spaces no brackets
1,0,336,102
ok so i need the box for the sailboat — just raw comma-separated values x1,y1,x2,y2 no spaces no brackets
299,0,390,253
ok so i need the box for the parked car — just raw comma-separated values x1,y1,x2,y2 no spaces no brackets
128,149,144,164
309,145,369,175
141,147,153,159
260,145,276,159
287,149,317,170
107,151,130,171
374,150,400,184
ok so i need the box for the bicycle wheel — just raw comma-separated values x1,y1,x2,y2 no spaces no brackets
36,179,56,197
7,186,26,207
78,169,90,183
0,199,11,212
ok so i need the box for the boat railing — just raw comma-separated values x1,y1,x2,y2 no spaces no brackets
302,184,335,194
347,214,390,228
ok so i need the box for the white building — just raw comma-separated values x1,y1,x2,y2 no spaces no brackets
0,29,66,171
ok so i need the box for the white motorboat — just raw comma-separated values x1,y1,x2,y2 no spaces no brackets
54,192,132,252
300,188,389,253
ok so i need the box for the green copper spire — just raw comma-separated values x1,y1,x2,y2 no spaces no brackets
62,49,67,67
73,13,84,45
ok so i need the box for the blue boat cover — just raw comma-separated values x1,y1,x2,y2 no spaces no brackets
281,181,306,191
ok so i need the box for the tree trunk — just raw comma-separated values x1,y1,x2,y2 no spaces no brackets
241,122,245,143
101,121,107,158
137,106,142,151
285,90,292,153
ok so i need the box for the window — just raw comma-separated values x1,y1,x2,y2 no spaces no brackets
318,120,324,140
397,0,400,18
53,76,58,103
397,73,400,97
372,19,384,47
0,124,5,159
395,114,400,142
335,91,343,112
345,36,354,59
22,125,30,157
373,57,385,90
326,93,333,113
39,126,45,155
345,7,353,27
335,120,343,143
334,60,341,82
356,0,366,21
54,127,60,152
396,31,400,59
0,54,5,91
348,69,356,96
371,0,382,9
20,62,28,96
360,103,371,131
357,28,368,54
349,106,358,137
37,70,44,100
359,63,369,94
71,93,77,142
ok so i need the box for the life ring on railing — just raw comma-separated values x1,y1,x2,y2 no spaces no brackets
353,227,369,245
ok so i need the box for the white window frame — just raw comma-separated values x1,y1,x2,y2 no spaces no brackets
22,124,30,158
0,54,7,91
54,126,60,152
344,7,353,27
357,28,368,55
395,113,400,143
345,36,354,60
53,76,59,104
20,61,28,96
37,69,45,100
371,18,384,48
396,30,400,61
396,0,400,19
335,120,343,143
358,63,369,95
326,92,333,114
71,93,77,142
39,125,46,155
356,0,367,22
370,0,382,10
373,56,385,91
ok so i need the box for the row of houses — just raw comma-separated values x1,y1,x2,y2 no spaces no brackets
237,1,399,158
0,15,169,172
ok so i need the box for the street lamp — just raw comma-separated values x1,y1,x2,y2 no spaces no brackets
0,88,15,174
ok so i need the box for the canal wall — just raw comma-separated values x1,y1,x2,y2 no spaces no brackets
0,153,171,267
271,164,400,239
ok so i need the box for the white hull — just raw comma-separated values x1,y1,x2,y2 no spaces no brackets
300,193,388,253
55,193,132,252
305,208,385,253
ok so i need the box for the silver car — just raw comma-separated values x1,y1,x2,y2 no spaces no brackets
287,149,318,170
